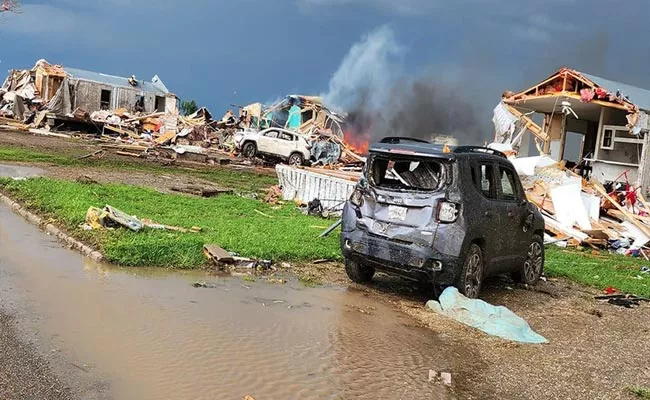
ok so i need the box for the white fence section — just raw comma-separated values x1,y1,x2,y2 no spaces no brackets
275,165,357,211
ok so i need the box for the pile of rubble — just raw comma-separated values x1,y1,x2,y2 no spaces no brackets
514,155,650,257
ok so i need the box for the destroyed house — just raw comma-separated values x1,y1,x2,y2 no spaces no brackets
63,68,178,114
1,60,178,117
495,68,650,188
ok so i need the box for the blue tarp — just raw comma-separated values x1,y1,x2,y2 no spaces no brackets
426,287,548,344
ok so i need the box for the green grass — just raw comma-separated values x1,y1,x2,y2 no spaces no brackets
546,247,650,297
628,387,650,400
0,177,340,268
0,147,76,165
0,145,277,193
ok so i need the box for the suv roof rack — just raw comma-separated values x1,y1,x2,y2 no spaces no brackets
379,136,431,145
453,146,507,158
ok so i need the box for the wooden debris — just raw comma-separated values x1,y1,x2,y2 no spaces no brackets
77,150,104,160
203,244,234,264
170,184,232,197
29,128,71,138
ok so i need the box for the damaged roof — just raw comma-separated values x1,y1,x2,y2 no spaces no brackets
64,67,171,96
581,72,650,112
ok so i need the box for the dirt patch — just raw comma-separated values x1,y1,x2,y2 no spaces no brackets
289,262,649,400
45,165,230,195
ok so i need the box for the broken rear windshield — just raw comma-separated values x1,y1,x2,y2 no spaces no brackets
369,156,446,191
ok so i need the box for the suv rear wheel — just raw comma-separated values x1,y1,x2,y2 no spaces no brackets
457,243,483,299
344,258,375,283
514,234,544,285
288,153,303,166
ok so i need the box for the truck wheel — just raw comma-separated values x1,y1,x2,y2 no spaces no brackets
242,142,257,158
457,243,483,299
288,153,303,166
514,234,544,285
344,258,375,283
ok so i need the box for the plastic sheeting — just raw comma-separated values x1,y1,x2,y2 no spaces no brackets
426,287,548,344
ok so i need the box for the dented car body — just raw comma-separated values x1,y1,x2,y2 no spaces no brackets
340,138,545,298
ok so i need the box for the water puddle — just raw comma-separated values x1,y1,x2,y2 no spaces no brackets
0,163,44,178
0,204,460,399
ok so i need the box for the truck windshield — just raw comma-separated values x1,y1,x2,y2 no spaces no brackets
369,155,446,191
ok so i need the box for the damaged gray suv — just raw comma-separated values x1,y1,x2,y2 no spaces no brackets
341,138,545,298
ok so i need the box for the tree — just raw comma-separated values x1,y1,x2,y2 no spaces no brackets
180,100,198,116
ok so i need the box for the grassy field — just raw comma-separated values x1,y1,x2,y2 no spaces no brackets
628,387,650,400
546,247,650,297
0,145,277,193
0,177,341,268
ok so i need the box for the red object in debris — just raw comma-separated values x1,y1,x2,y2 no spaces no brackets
595,88,608,99
580,88,595,103
603,286,617,295
625,187,637,208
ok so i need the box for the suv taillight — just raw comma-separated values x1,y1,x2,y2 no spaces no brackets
437,201,459,223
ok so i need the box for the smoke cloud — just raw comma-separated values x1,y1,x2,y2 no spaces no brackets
323,26,485,146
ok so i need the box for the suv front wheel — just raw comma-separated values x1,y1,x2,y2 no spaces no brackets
457,243,483,299
344,258,375,283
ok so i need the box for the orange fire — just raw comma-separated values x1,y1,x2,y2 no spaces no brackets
344,130,370,156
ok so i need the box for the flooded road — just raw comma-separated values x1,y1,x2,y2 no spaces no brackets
0,203,459,399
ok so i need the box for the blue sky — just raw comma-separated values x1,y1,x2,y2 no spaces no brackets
1,0,648,140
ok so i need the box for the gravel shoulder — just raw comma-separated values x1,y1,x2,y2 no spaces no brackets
0,312,72,400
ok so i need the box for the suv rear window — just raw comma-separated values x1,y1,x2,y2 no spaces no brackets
369,156,445,191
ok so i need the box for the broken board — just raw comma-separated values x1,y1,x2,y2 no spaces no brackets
203,244,234,264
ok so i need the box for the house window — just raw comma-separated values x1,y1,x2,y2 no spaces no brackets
601,128,614,150
135,95,145,112
155,96,165,112
100,89,111,110
600,125,643,151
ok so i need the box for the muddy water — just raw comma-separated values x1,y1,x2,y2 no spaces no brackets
0,203,458,399
0,163,44,178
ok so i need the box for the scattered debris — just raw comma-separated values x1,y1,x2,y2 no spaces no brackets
170,184,232,197
426,287,548,344
192,282,218,289
319,219,342,238
428,370,452,386
82,204,191,233
595,294,650,308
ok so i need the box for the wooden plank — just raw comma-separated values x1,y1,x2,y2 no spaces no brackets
154,130,176,145
543,214,589,242
115,151,143,158
104,124,138,138
203,244,234,264
29,128,71,138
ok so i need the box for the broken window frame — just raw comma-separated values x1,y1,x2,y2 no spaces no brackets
497,165,521,202
367,154,448,192
472,161,498,200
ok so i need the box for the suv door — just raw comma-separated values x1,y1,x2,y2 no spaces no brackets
469,160,501,271
257,130,279,155
493,163,530,272
277,131,296,158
